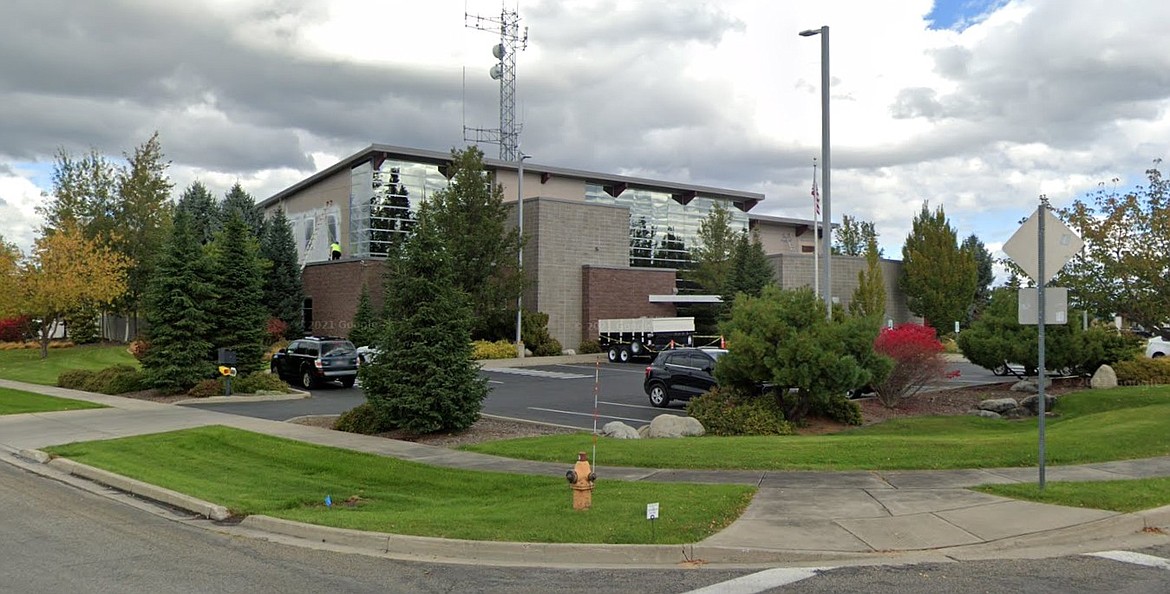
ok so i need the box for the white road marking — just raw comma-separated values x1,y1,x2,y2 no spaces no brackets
598,400,672,411
682,567,828,593
1087,551,1170,570
483,368,592,379
559,363,647,374
526,407,660,424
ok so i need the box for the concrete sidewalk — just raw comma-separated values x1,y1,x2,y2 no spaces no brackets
3,377,1170,567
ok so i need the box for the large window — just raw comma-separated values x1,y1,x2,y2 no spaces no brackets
584,184,748,269
349,159,449,258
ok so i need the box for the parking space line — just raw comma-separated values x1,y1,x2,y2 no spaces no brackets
558,364,647,374
527,407,680,424
1087,551,1170,570
598,400,671,411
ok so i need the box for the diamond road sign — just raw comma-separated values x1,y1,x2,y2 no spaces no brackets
1002,207,1083,285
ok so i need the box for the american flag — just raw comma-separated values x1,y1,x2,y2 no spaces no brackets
812,178,820,217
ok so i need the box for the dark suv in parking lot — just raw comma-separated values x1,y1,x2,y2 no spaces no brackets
271,336,359,389
642,347,726,408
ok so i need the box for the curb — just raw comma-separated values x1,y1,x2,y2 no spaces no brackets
174,390,311,405
43,455,231,521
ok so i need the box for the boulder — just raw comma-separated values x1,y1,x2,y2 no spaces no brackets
562,349,577,356
1020,393,1056,415
637,424,651,438
646,414,705,438
600,421,640,439
1090,364,1118,389
970,410,1002,419
979,398,1019,414
1011,378,1051,393
1001,406,1031,419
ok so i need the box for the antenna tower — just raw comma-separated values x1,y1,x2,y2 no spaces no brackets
464,3,527,161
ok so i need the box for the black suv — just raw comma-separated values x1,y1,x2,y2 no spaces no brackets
271,337,359,389
642,348,726,408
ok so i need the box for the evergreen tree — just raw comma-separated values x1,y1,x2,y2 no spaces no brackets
347,285,378,348
962,233,994,322
176,181,219,245
850,234,887,319
424,146,523,340
900,203,977,335
220,183,265,239
359,209,487,434
724,230,774,302
142,210,217,392
114,132,174,338
688,202,738,294
260,208,304,339
208,212,269,374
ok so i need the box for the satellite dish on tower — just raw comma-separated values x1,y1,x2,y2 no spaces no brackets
489,64,503,80
492,43,506,59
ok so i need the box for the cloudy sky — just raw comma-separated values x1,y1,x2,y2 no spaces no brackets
2,0,1167,274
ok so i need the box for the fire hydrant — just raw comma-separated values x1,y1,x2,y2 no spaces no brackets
565,451,596,510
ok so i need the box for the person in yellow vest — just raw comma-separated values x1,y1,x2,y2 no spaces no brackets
330,241,341,260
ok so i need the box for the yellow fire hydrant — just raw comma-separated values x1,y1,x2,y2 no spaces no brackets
565,451,596,510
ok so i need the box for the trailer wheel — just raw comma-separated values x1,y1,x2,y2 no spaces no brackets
618,346,632,363
607,346,620,363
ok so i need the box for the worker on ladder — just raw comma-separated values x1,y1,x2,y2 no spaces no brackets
330,241,341,260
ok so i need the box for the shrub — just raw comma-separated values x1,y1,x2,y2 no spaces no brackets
57,365,146,395
265,340,290,363
128,338,149,361
814,393,863,426
522,311,562,357
187,378,225,399
872,323,952,408
577,339,602,354
266,318,289,345
473,339,516,360
234,372,291,394
333,402,392,435
686,387,796,436
1113,358,1170,386
0,316,32,342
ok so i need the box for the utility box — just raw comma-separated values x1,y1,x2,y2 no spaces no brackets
217,348,237,365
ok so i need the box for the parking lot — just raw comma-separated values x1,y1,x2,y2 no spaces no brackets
185,358,1002,430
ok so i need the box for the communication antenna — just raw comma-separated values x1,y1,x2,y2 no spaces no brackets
464,2,527,161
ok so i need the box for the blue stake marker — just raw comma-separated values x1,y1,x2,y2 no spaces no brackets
325,495,332,508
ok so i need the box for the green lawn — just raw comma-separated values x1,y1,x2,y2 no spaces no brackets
464,386,1170,471
0,387,105,415
976,478,1170,513
0,345,138,385
44,426,754,544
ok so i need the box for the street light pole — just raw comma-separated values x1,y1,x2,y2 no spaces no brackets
515,153,531,358
800,25,831,320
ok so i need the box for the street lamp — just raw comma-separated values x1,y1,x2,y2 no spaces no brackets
515,152,532,358
800,25,832,320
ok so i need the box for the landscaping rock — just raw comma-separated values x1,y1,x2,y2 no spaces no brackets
970,410,1002,419
1020,393,1056,415
600,421,640,439
637,424,651,438
1001,406,1031,419
1091,364,1118,389
979,398,1019,414
1011,378,1051,393
647,415,705,438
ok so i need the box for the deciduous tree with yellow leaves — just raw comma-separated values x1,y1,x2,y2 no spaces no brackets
16,222,130,358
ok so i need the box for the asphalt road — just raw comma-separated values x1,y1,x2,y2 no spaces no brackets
185,359,1007,429
6,461,1170,593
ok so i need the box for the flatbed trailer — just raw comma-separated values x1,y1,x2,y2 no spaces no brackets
598,316,695,363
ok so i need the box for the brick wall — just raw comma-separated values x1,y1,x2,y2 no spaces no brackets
581,266,677,340
300,259,386,339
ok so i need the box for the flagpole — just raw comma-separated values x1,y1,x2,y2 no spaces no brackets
812,158,820,299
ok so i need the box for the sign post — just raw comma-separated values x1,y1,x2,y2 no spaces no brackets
1002,196,1083,489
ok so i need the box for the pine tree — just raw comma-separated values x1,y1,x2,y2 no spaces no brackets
208,212,269,374
900,203,977,335
724,230,774,302
359,209,487,434
347,285,378,348
142,210,217,392
177,181,219,245
260,208,304,339
220,183,265,239
962,233,994,322
424,146,523,340
850,234,887,319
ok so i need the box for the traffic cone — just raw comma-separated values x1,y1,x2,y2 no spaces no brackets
720,335,726,349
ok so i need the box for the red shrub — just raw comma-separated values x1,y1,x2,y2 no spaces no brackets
873,323,956,408
0,316,32,342
266,318,289,344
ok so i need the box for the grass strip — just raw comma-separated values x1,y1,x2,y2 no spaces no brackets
44,426,754,544
464,387,1170,471
0,345,138,385
976,478,1170,513
0,387,106,415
